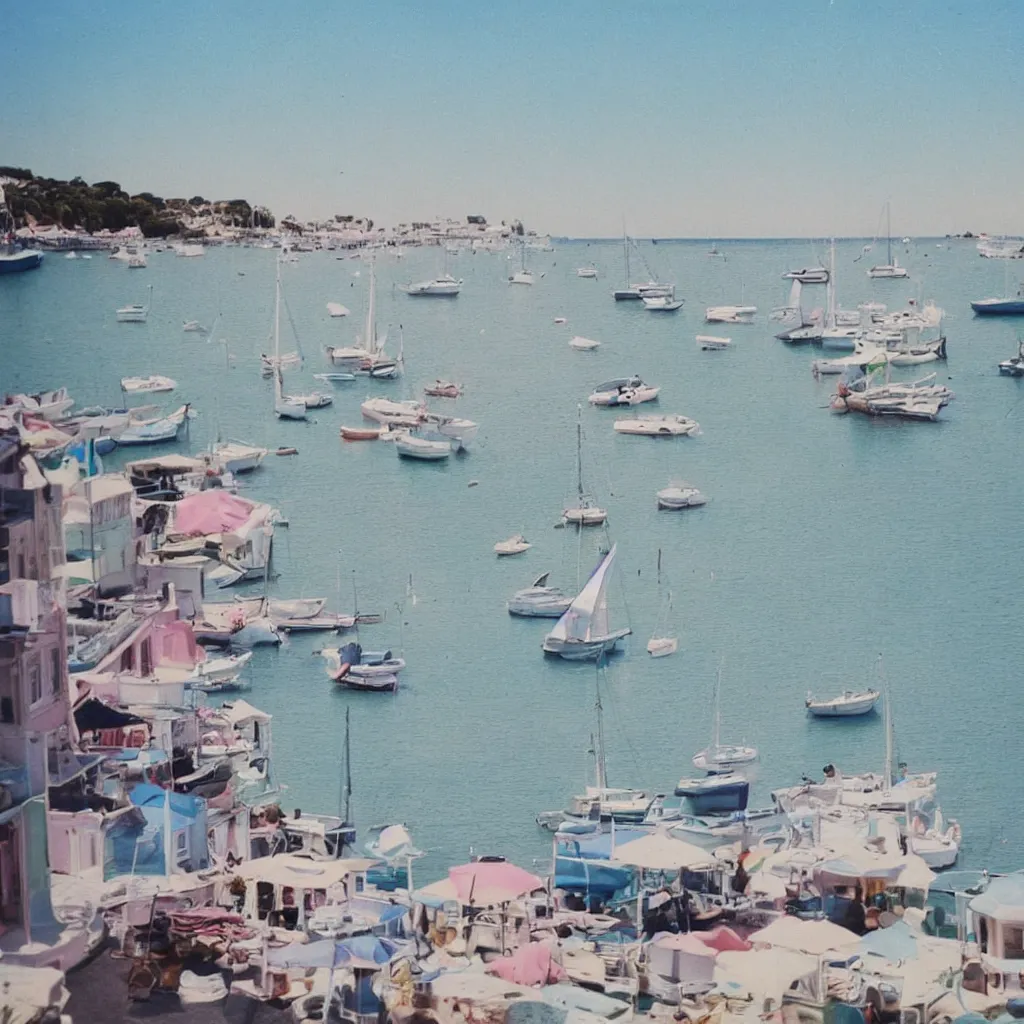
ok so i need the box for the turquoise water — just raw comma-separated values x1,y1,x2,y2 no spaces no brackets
3,239,1022,882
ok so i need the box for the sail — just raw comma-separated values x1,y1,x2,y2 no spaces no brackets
549,544,617,643
786,279,802,309
365,260,377,350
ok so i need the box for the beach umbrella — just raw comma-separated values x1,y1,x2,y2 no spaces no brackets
896,855,936,891
748,916,861,955
448,860,543,905
612,832,714,871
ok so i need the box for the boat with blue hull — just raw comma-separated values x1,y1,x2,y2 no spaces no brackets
0,248,43,274
674,772,750,814
552,823,639,896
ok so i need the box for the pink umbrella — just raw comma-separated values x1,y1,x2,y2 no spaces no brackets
487,942,566,986
448,861,543,905
695,925,752,953
174,491,258,536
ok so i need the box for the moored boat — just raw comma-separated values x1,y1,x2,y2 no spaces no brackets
656,484,707,510
120,375,176,394
615,414,699,437
697,335,731,351
507,572,572,618
588,376,659,407
494,534,531,556
805,688,881,717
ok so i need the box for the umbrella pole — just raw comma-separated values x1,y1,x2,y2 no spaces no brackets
636,870,643,935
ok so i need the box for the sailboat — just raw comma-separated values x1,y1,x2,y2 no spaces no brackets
563,405,607,526
536,664,649,829
612,231,674,301
355,260,402,379
116,284,153,322
691,663,758,770
402,246,462,295
272,260,307,420
868,202,910,279
508,240,535,285
647,550,678,658
542,543,631,660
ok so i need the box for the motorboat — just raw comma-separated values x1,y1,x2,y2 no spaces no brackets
542,543,631,660
647,636,678,658
402,274,462,296
313,372,356,384
656,484,707,510
868,202,910,279
509,269,535,285
507,572,572,618
805,688,880,717
0,247,43,274
642,295,684,311
295,391,334,409
340,424,383,441
569,336,601,351
116,404,192,446
183,321,207,333
360,397,424,427
576,266,598,278
812,343,890,376
909,815,962,869
998,341,1024,376
615,414,699,437
120,375,176,394
326,302,351,317
394,431,451,460
322,642,405,689
563,404,607,526
422,412,478,449
554,317,568,323
116,302,149,322
705,305,756,323
189,651,253,687
423,379,462,397
674,773,750,814
588,376,659,406
668,812,749,843
885,335,947,366
5,387,74,422
494,534,531,556
697,335,731,351
127,253,147,269
783,267,829,284
325,344,374,364
210,441,268,474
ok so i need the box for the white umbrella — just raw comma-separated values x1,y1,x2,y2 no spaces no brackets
714,948,818,1006
748,917,861,955
612,832,715,871
896,855,936,891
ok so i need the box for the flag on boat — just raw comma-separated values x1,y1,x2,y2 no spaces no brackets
866,355,887,376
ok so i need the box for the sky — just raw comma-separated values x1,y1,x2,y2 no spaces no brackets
4,0,1021,237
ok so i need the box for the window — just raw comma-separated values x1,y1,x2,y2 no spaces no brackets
50,645,61,695
1005,926,1024,960
140,639,152,677
28,661,42,706
120,646,135,672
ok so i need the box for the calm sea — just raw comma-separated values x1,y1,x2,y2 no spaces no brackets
2,237,1021,882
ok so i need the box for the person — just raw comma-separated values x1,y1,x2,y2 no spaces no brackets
732,852,750,895
843,886,867,936
823,763,844,784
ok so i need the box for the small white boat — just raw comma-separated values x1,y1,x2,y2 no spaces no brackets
313,372,356,384
509,269,535,285
326,302,351,317
576,266,598,278
423,412,478,449
588,376,660,407
783,267,829,284
569,336,601,351
563,405,607,526
127,254,147,269
423,380,462,398
402,274,462,296
614,414,700,437
805,688,880,717
647,636,678,658
395,432,451,460
325,345,373,365
261,351,301,376
361,397,424,427
190,651,253,685
275,393,307,420
211,441,268,474
183,320,207,333
116,303,149,323
494,534,531,556
554,317,568,324
697,334,731,351
642,295,684,311
999,341,1024,376
657,484,707,510
705,305,756,323
120,375,176,394
563,506,607,526
868,263,909,279
65,251,79,260
507,572,572,618
297,391,334,409
116,404,192,446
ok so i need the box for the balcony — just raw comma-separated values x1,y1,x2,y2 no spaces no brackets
0,759,31,810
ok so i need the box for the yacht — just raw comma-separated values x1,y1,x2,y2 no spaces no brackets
507,572,573,618
705,305,756,323
998,341,1024,376
588,376,659,407
642,295,684,311
402,274,462,296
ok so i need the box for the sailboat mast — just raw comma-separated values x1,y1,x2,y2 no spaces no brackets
712,662,723,751
576,405,584,502
367,259,377,352
886,202,892,266
342,707,352,822
880,656,894,785
594,665,607,791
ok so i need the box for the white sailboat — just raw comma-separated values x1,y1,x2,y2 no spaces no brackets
868,202,910,279
647,550,678,658
272,260,307,420
691,664,758,770
542,543,631,660
355,260,402,378
402,247,462,295
508,240,535,285
563,405,607,526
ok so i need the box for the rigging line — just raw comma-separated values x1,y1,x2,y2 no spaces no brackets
281,291,304,361
599,662,645,780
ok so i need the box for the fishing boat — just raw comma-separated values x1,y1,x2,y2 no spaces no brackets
998,340,1024,376
642,295,684,311
120,375,176,394
868,203,910,279
326,302,350,317
569,336,601,351
656,484,707,510
614,414,699,437
705,305,756,324
697,335,731,351
674,773,750,814
394,431,451,460
494,534,531,556
692,665,758,771
423,380,462,398
783,267,829,284
805,688,880,717
576,265,598,278
116,404,192,446
507,572,572,618
542,543,631,660
116,285,153,322
271,260,307,420
340,424,383,441
647,550,678,658
588,376,659,407
563,404,607,526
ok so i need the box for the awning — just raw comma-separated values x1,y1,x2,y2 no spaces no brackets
73,697,145,733
232,854,379,888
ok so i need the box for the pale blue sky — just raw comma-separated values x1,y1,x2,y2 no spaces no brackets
5,1,1020,236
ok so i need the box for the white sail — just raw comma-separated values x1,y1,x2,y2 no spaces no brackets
549,544,617,643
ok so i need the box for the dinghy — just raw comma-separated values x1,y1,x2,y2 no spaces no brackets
507,572,572,618
395,432,451,460
805,688,880,717
697,335,731,351
340,425,383,441
569,336,601,351
542,543,631,661
423,380,462,398
326,302,351,317
121,375,176,394
615,414,700,437
494,534,531,556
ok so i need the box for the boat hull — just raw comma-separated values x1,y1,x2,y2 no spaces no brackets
0,250,43,274
542,628,631,660
971,300,1024,315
